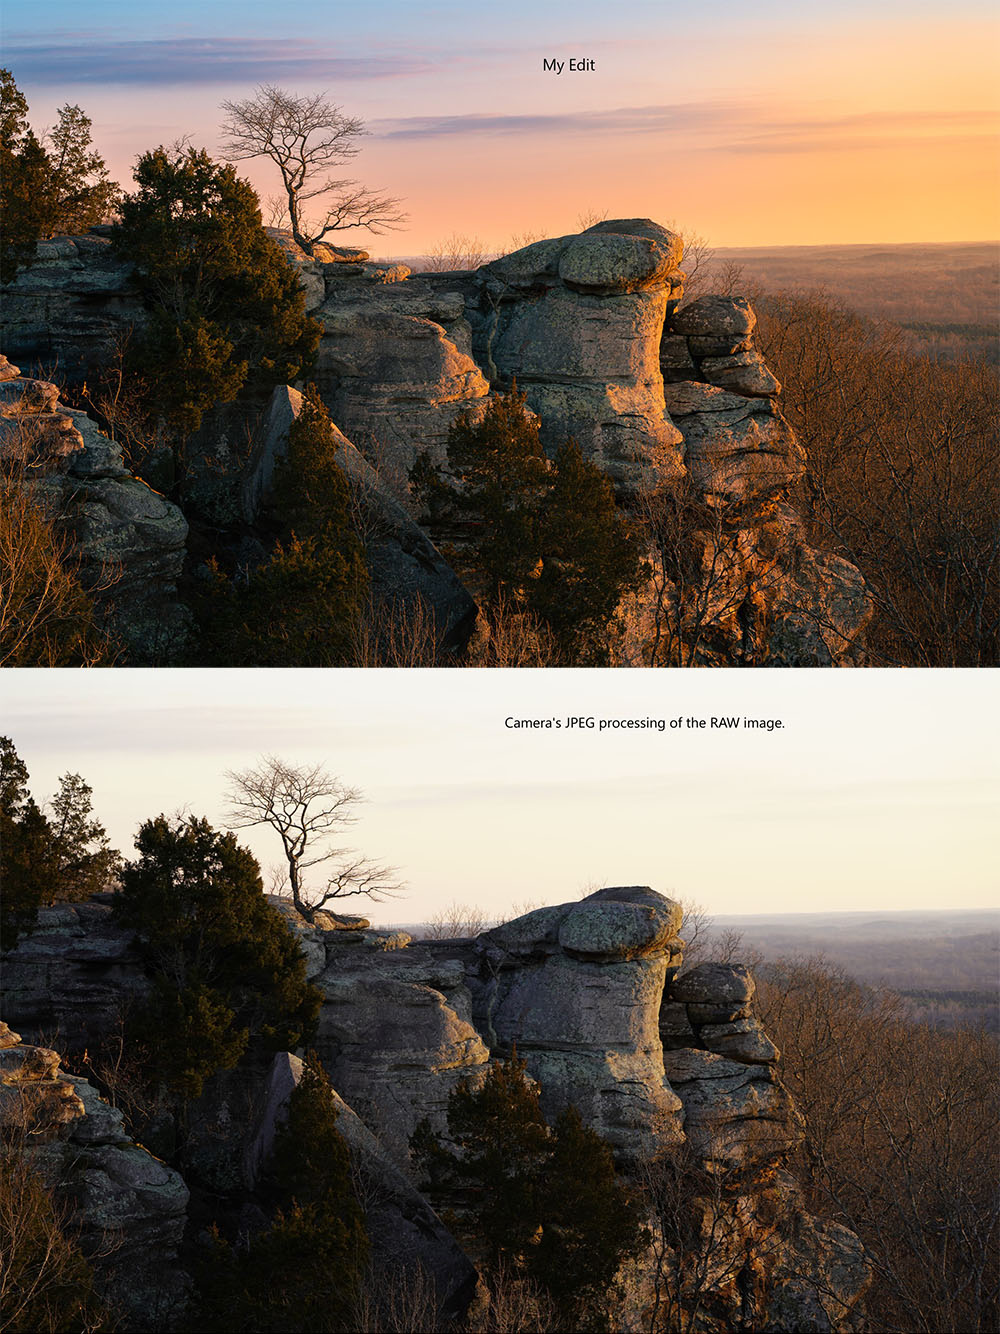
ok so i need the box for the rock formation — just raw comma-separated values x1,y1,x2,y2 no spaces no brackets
242,384,477,650
0,353,188,659
465,220,687,495
2,888,871,1331
0,220,873,664
0,1020,189,1328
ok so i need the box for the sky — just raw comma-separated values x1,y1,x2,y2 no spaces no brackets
3,668,997,926
4,0,998,252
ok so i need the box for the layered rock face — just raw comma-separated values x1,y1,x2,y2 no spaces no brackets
268,231,494,493
0,354,188,659
472,887,686,1159
465,221,687,495
0,232,144,381
0,1020,189,1328
1,890,869,1330
242,384,477,650
658,295,871,665
0,894,151,1048
1,223,871,664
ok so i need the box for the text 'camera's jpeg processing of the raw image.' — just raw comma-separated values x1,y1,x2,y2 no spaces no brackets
1,0,997,669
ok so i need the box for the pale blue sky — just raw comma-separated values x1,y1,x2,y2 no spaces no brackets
4,0,996,246
3,669,996,925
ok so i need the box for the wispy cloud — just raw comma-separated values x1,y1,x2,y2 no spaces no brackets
5,35,442,85
371,103,743,139
371,102,998,152
725,107,1000,153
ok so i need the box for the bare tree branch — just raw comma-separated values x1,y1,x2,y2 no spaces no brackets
223,755,404,920
219,85,407,255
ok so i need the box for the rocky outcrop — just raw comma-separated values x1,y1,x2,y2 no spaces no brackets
0,894,149,1049
271,229,493,492
0,889,869,1331
465,220,687,496
242,384,477,650
1,355,189,660
247,1051,478,1320
1,222,873,665
0,232,144,382
310,922,491,1165
0,1021,189,1328
472,887,687,1160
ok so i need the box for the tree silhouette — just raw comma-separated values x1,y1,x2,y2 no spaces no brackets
224,757,402,921
220,85,406,255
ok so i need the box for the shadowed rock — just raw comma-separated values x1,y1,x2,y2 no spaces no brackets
242,384,477,651
0,1022,189,1326
247,1052,478,1322
475,886,687,1160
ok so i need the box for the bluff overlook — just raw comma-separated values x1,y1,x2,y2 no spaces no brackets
2,219,871,666
2,887,870,1331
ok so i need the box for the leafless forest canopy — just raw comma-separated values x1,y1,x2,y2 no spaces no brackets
702,908,1000,1031
703,241,999,362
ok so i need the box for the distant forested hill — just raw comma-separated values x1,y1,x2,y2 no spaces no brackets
708,909,1000,1030
706,241,999,362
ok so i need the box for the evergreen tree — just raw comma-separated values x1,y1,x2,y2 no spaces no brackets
46,772,121,901
533,439,647,661
114,815,321,1098
0,71,119,281
196,1052,368,1333
0,70,53,283
113,145,320,482
268,386,361,542
532,1105,647,1318
412,1051,647,1327
412,386,646,661
195,388,368,666
44,102,120,234
434,385,551,600
0,737,52,951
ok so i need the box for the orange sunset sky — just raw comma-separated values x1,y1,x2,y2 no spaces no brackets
6,0,999,254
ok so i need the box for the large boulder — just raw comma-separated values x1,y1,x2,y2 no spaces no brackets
314,292,491,492
662,1048,803,1169
473,887,686,1160
663,381,804,501
471,221,687,496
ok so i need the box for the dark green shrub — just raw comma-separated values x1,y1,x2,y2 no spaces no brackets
412,386,646,662
195,1052,368,1333
412,1051,647,1327
114,815,321,1099
194,388,368,666
0,737,52,951
113,145,320,484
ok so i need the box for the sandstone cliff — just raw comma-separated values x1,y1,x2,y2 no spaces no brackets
0,353,188,660
1,890,871,1331
0,1019,189,1328
1,222,872,665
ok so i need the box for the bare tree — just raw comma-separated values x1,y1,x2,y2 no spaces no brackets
420,901,497,940
755,956,1000,1333
224,755,402,920
219,85,407,255
422,232,494,273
